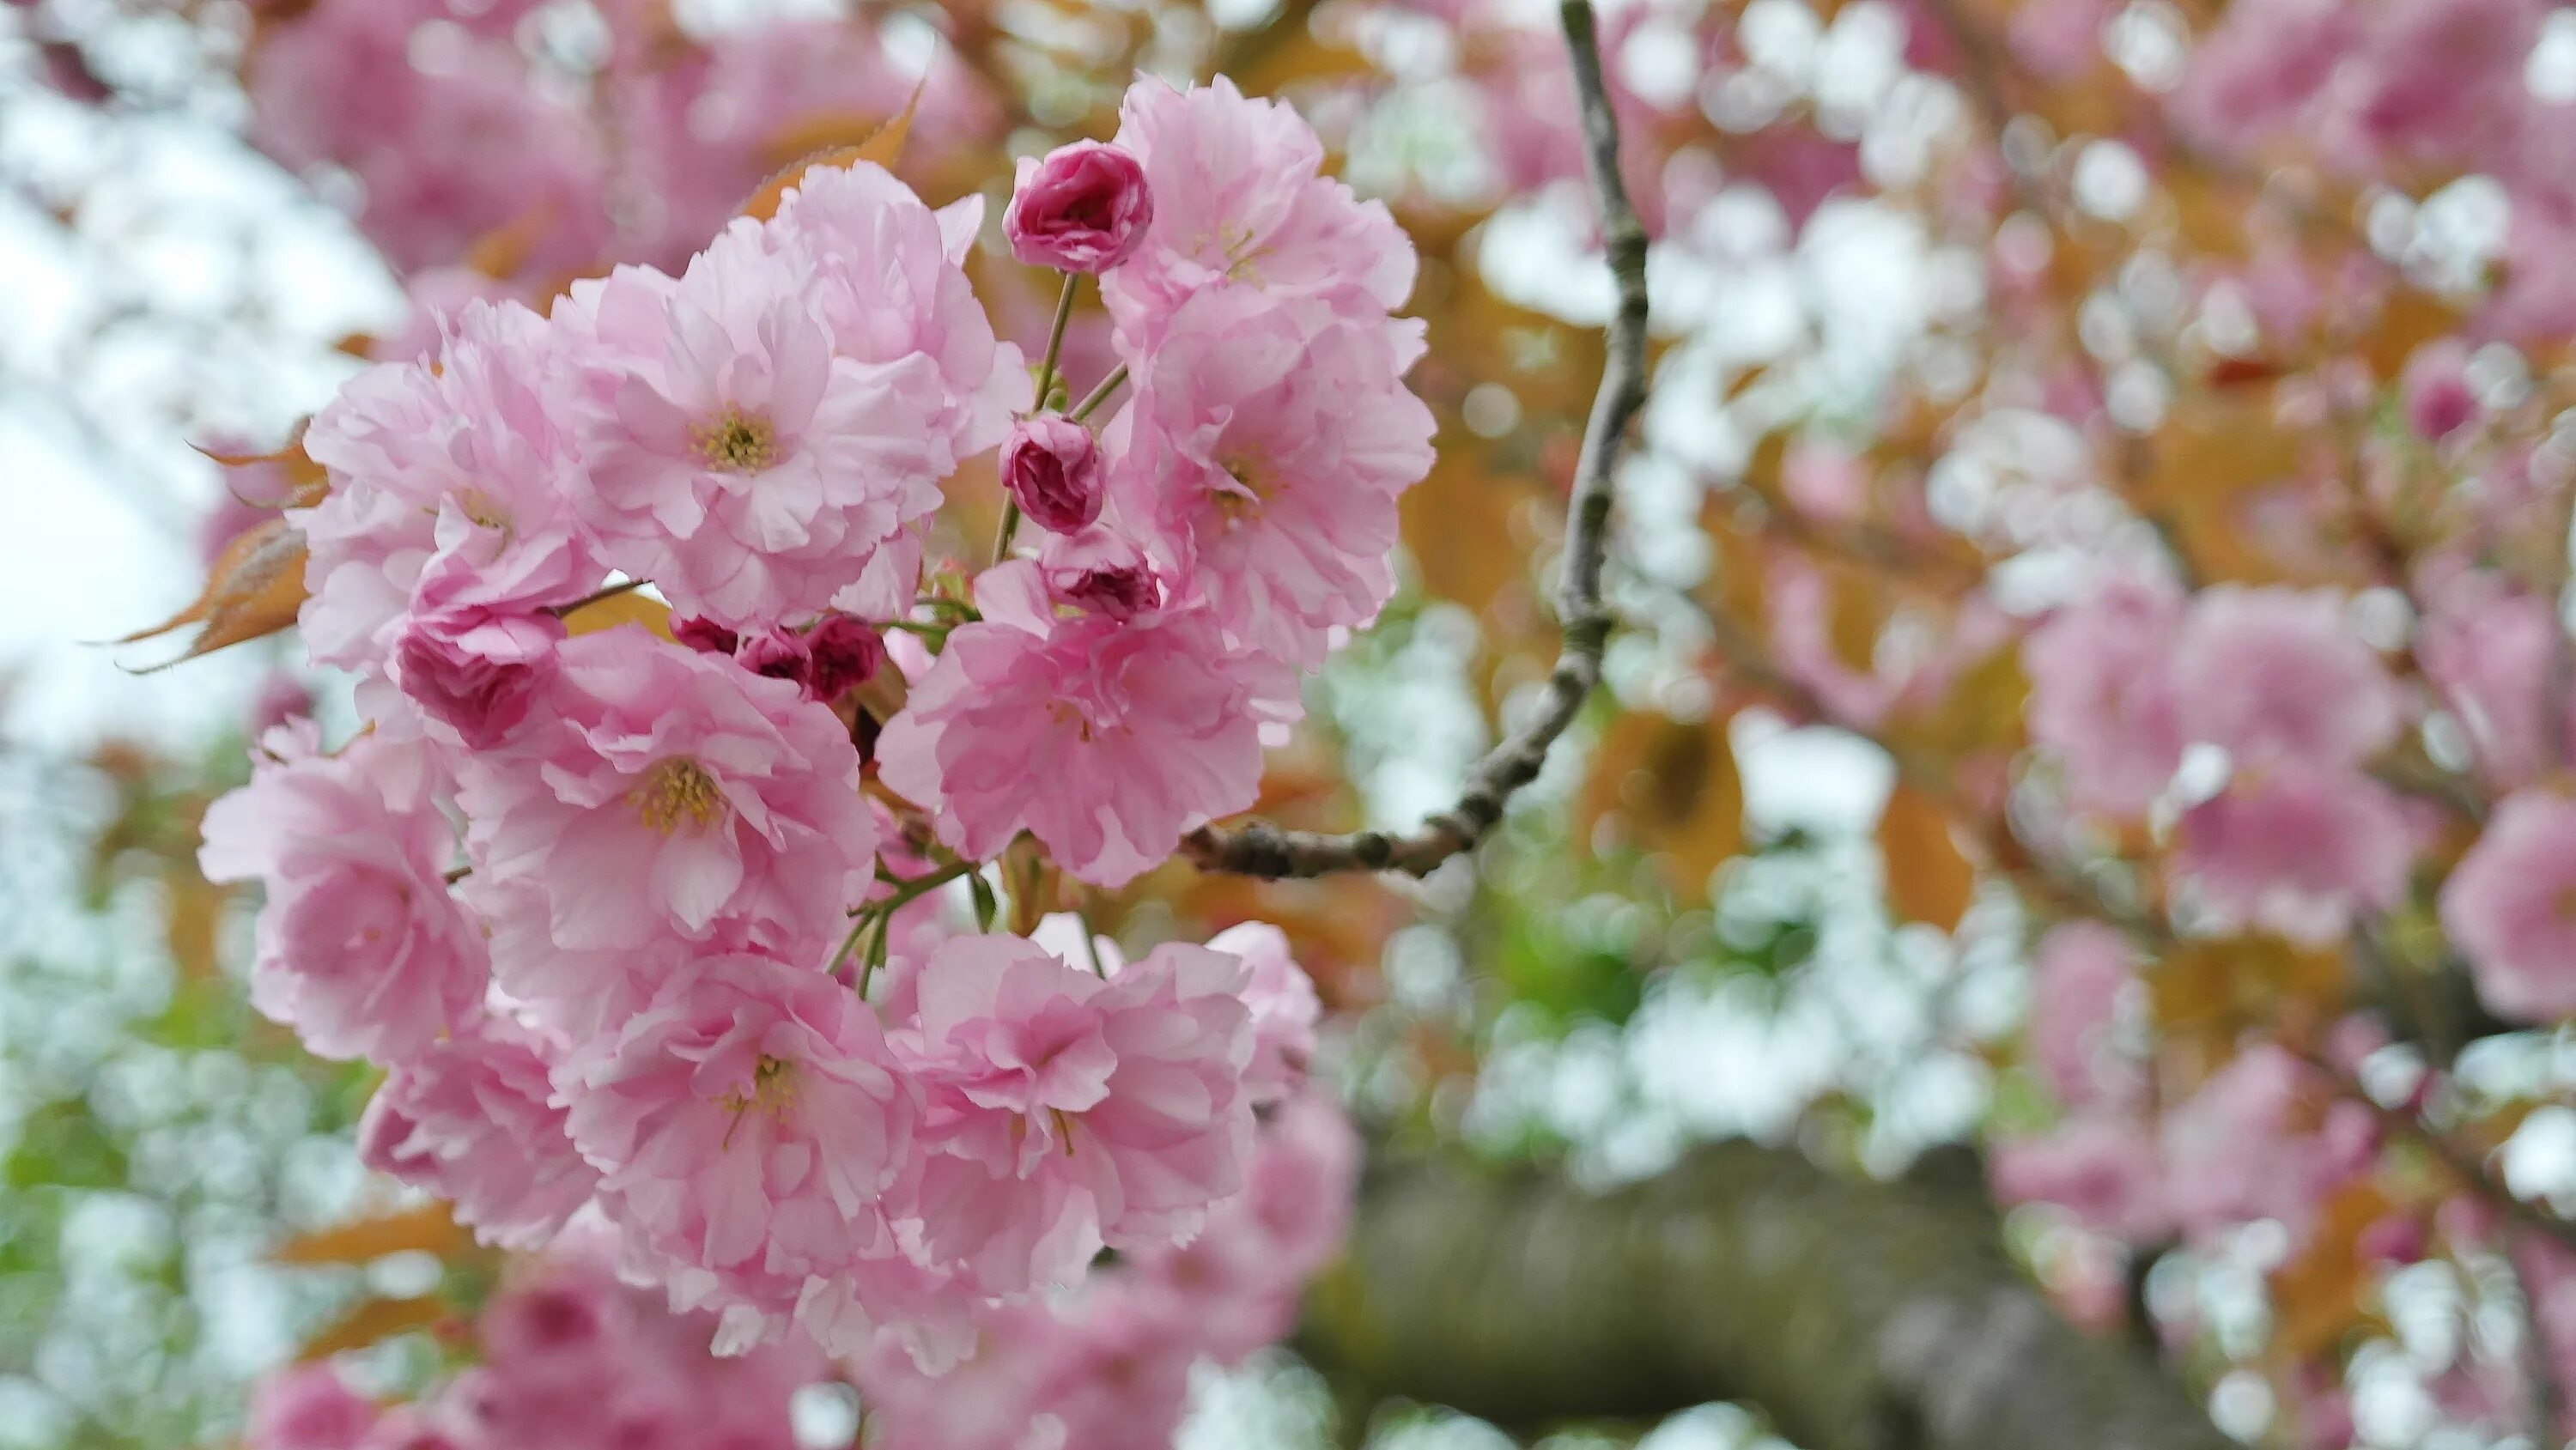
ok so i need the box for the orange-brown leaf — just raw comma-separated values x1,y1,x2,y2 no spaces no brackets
2269,1182,2397,1360
1877,782,1974,930
296,1295,449,1361
273,1203,471,1266
739,82,924,222
561,590,674,641
113,517,309,669
1579,711,1747,895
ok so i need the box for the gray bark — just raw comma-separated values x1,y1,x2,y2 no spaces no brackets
1301,1141,2230,1450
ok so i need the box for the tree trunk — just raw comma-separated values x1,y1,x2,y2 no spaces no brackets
1300,1140,2228,1450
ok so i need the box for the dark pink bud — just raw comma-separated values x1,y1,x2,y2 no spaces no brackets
1001,416,1107,534
1005,140,1155,274
2401,341,2477,442
735,628,811,687
803,613,885,700
1039,525,1160,620
392,565,564,749
671,615,741,655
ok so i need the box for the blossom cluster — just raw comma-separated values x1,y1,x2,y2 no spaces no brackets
204,75,1423,1369
240,1095,1357,1450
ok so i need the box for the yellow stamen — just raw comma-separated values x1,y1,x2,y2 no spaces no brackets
719,1056,797,1149
692,408,777,474
631,757,726,834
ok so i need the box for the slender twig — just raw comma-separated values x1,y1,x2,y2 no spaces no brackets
1182,0,1647,881
1067,364,1128,424
550,577,646,617
1033,271,1078,407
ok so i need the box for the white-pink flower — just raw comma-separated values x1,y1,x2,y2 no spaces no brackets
198,725,486,1064
1205,921,1321,1106
2022,570,2187,819
358,1016,598,1249
2172,763,2413,944
1110,287,1436,665
2439,789,2576,1022
899,932,1255,1296
557,951,917,1351
1102,76,1417,349
2172,585,2403,770
876,559,1286,888
297,298,603,671
455,627,876,968
564,234,957,628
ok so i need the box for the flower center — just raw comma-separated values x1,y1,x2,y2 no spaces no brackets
454,487,513,532
692,408,777,474
1044,698,1097,743
630,757,726,834
718,1055,797,1147
1213,458,1266,525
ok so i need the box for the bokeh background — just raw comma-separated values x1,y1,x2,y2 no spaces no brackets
9,0,2576,1447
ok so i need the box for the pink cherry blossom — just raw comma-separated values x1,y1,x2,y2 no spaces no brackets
2021,570,2187,817
2172,586,2403,769
899,932,1255,1295
358,1016,598,1249
1990,1110,2174,1242
1036,525,1160,620
198,726,487,1064
1000,416,1108,535
2026,919,2136,1108
562,243,953,628
246,1362,380,1450
298,298,603,671
2402,340,2480,441
1111,287,1436,664
2439,789,2576,1022
455,627,875,972
801,614,884,700
1103,76,1416,348
876,560,1285,887
390,555,566,749
2416,570,2571,790
557,950,917,1353
1206,921,1322,1106
751,163,1027,466
2172,764,2413,943
2160,1044,2376,1245
1124,1089,1360,1361
1005,141,1155,274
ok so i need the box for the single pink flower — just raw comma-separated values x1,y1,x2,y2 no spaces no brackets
2160,1044,2375,1245
1205,921,1321,1106
1990,1109,2174,1242
876,561,1285,887
455,627,874,986
733,628,812,688
558,950,918,1354
1005,140,1155,274
1103,76,1417,349
1000,416,1108,534
899,932,1255,1295
198,726,487,1064
2440,789,2576,1022
2172,763,2413,944
1111,287,1436,665
2172,585,2403,770
298,299,604,671
2416,570,2570,789
562,240,954,628
358,1016,599,1249
389,555,566,749
2026,919,2136,1108
1124,1089,1359,1362
246,1363,380,1450
1037,525,1160,620
2022,571,2188,818
2402,340,2480,441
